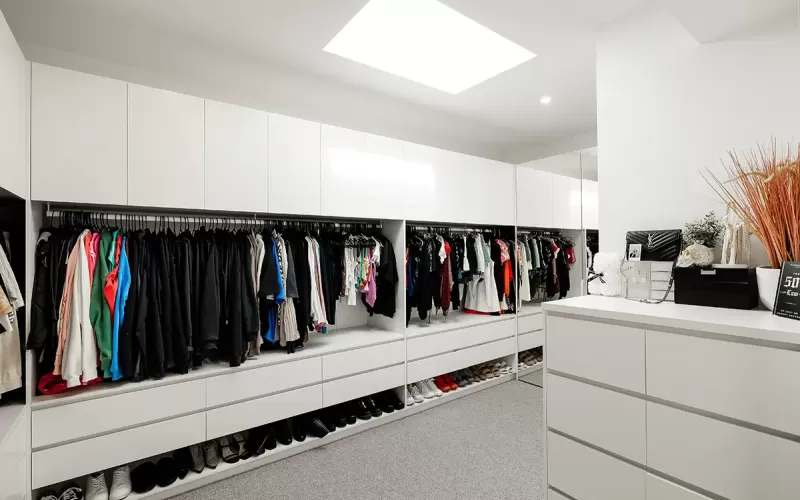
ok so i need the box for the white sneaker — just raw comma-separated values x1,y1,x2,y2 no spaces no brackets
414,381,434,399
405,388,415,406
86,472,108,500
424,378,443,397
109,465,132,500
408,383,424,403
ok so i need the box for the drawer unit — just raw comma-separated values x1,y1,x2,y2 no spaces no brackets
647,402,800,500
518,313,543,334
206,384,322,440
547,431,645,500
518,330,544,351
322,340,404,380
647,474,712,500
546,316,645,392
206,357,321,407
547,374,646,463
647,330,800,435
407,337,515,382
407,319,514,361
33,379,205,448
33,413,205,488
322,365,405,407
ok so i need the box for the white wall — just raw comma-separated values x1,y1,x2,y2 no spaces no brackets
597,3,800,260
0,8,28,199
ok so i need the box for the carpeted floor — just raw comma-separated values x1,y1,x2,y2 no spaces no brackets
173,381,545,500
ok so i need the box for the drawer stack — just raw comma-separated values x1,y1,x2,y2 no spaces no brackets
544,310,800,500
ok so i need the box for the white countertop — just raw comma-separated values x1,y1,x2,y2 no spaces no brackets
542,295,800,346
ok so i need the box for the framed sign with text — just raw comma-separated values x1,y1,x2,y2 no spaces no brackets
773,262,800,320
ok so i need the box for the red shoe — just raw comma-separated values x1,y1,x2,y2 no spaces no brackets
434,376,450,392
443,374,458,391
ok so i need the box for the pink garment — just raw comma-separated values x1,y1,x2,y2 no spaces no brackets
53,241,80,376
365,250,377,307
85,232,99,286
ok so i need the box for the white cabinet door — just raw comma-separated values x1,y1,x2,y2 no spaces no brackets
32,64,127,204
204,100,268,213
582,179,599,230
127,84,204,209
0,29,28,199
516,167,554,228
320,124,365,218
402,141,446,222
268,113,321,215
553,174,582,229
478,158,515,225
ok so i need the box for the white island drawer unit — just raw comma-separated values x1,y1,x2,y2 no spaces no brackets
543,295,800,500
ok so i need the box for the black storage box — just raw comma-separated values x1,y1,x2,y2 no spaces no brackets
674,266,758,310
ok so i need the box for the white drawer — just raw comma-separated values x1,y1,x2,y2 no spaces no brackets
547,490,571,500
32,413,205,488
647,330,800,435
323,365,405,407
407,337,515,383
33,379,205,448
518,313,543,334
647,403,800,500
547,431,645,500
546,316,645,392
206,384,322,440
518,330,544,351
547,374,646,463
647,474,712,500
206,357,321,407
322,340,404,380
407,319,514,361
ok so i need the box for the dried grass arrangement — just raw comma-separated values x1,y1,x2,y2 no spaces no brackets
704,140,800,269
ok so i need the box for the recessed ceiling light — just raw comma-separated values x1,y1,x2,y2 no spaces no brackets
540,95,552,105
324,0,536,94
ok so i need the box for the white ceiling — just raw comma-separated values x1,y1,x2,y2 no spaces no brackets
0,0,650,162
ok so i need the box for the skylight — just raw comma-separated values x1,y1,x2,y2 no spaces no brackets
324,0,536,94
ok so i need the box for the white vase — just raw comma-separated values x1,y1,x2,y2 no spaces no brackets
756,266,781,310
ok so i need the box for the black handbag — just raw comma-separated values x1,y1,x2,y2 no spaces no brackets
625,230,682,262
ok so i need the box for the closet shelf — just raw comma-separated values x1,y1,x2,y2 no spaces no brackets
518,302,543,317
406,312,515,339
31,326,404,410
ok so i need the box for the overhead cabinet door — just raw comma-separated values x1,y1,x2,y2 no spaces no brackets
32,64,128,204
268,114,321,216
127,84,204,210
516,167,554,228
204,100,268,212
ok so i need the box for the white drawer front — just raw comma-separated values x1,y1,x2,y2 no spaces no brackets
322,365,405,407
206,357,321,407
33,379,205,448
206,384,322,440
32,413,205,488
546,316,645,392
407,319,514,361
547,490,571,500
323,341,404,380
647,474,712,500
647,330,800,435
407,337,515,382
647,403,800,500
518,313,543,334
547,374,646,463
518,330,544,352
548,431,645,500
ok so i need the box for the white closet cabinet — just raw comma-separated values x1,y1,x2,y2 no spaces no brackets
31,64,127,204
204,100,268,212
475,158,514,225
553,174,582,229
516,167,554,228
401,142,450,222
127,84,204,210
320,125,365,218
582,179,599,230
268,114,321,215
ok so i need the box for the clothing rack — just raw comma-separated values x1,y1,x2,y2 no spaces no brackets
44,208,382,232
518,229,563,236
407,225,500,235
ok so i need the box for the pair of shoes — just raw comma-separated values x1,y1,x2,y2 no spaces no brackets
459,369,477,385
275,419,294,446
495,360,513,375
46,485,84,500
451,370,473,387
241,424,277,460
218,433,245,464
434,374,457,392
354,396,382,420
407,384,424,404
375,390,404,413
414,379,442,398
86,466,131,500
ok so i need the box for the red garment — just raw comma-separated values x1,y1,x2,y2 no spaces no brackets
566,247,577,267
104,235,122,318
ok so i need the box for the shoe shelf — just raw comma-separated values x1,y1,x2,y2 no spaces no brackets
406,373,514,416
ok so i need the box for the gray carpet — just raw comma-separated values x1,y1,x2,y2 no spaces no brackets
173,381,545,500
